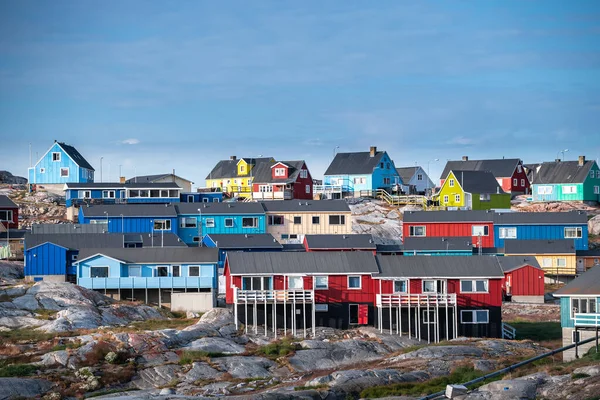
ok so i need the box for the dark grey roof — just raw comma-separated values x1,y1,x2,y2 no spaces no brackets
58,142,95,171
496,256,541,272
376,243,403,253
0,229,28,240
324,151,390,175
125,174,192,184
376,256,504,278
25,232,185,250
81,204,178,217
176,202,265,215
281,243,306,252
440,159,520,180
449,170,505,194
205,234,282,249
251,160,307,184
576,249,600,257
504,239,576,254
77,247,218,264
493,211,588,225
32,224,106,234
403,210,495,223
227,251,379,274
0,195,17,208
261,200,350,213
532,160,595,184
304,234,376,250
402,237,473,252
554,266,600,296
396,167,418,184
205,157,273,180
65,182,181,189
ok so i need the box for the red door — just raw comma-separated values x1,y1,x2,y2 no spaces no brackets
358,304,369,325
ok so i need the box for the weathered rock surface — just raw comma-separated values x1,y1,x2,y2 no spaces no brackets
0,378,53,399
390,345,484,361
213,356,278,379
184,337,246,354
307,368,429,392
589,214,600,235
469,379,538,399
184,361,224,382
132,364,183,389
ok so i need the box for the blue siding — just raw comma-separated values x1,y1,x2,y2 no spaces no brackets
79,209,177,234
494,224,588,250
560,296,600,328
25,243,67,276
180,193,223,203
66,188,179,207
324,152,401,192
177,214,266,245
28,142,93,184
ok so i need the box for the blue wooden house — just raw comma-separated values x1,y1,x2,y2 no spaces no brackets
402,237,473,256
75,247,218,307
28,140,95,186
554,267,600,361
175,202,267,245
65,182,182,207
78,204,178,234
180,192,223,203
322,146,401,196
493,211,589,250
24,232,185,282
202,233,283,270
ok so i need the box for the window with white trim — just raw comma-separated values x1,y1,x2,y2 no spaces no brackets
299,170,308,179
479,193,490,201
153,220,171,231
409,226,426,237
417,174,423,181
242,276,272,290
89,219,108,225
180,217,197,228
443,195,449,204
595,186,600,195
71,254,78,261
564,227,582,238
329,215,346,225
52,152,61,162
499,227,517,239
314,276,328,290
460,279,488,293
268,215,284,225
205,218,215,228
242,217,258,228
293,216,301,225
571,298,597,318
455,194,461,203
102,190,115,199
542,258,552,268
305,184,311,194
0,210,13,221
591,170,595,178
562,185,577,194
394,280,407,293
348,276,361,289
274,168,286,177
449,179,455,187
472,225,489,236
259,185,272,193
422,280,436,293
80,190,91,199
537,186,553,194
557,258,566,267
156,266,169,277
172,265,180,277
60,168,69,177
513,178,518,186
288,276,304,289
189,266,200,277
517,165,522,173
521,179,525,186
353,177,366,184
90,266,109,278
460,310,489,324
224,218,234,227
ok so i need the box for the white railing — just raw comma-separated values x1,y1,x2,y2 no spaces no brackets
252,191,292,200
574,313,600,327
234,289,314,303
502,322,516,339
376,293,457,307
313,185,343,194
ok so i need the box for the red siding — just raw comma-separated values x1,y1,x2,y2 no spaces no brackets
271,163,289,179
503,266,544,296
314,275,376,304
509,165,530,194
403,222,495,248
292,162,313,200
0,206,18,229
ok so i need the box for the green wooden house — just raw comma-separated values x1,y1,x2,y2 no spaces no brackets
531,156,600,202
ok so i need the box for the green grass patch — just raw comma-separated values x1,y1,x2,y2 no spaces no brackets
360,366,501,398
582,346,600,362
255,337,299,359
0,363,39,377
111,318,197,332
34,308,58,320
507,321,561,342
572,373,590,379
0,329,78,343
178,350,226,365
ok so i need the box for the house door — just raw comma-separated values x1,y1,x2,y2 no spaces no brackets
349,304,359,325
358,305,369,325
576,259,585,273
119,190,125,200
188,195,194,202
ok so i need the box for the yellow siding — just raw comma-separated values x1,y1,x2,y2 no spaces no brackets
266,211,352,242
237,160,249,176
438,171,465,208
506,253,577,275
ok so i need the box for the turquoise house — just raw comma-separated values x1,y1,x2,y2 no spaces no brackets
323,146,401,195
531,156,600,202
554,266,600,361
175,202,267,245
29,140,95,186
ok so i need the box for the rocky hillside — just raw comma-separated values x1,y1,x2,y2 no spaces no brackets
0,186,67,228
0,171,27,185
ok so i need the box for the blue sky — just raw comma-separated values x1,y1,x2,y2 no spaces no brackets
1,0,599,185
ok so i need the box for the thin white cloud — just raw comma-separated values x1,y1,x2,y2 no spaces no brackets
120,138,140,145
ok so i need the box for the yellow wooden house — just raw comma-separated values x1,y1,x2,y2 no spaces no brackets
504,239,577,277
206,156,273,199
435,170,511,210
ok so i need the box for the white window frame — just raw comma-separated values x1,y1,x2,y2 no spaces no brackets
455,194,460,203
274,168,286,177
347,275,362,290
460,310,489,324
417,174,423,181
443,195,449,204
513,178,518,186
90,266,109,278
288,276,304,289
0,210,13,221
393,280,407,293
328,215,346,225
153,219,171,231
242,217,258,228
71,254,78,261
299,169,308,179
52,152,61,162
259,185,273,193
128,265,141,277
472,225,489,236
423,310,436,324
537,185,553,195
60,168,69,177
422,280,436,293
224,218,234,227
591,170,595,178
102,190,115,199
305,184,311,194
172,265,181,277
499,227,517,239
517,165,522,173
571,298,597,318
205,218,215,228
80,190,91,199
449,179,455,187
180,217,197,228
409,225,426,237
242,276,272,290
189,266,200,277
557,258,567,267
268,215,284,226
314,276,328,290
460,279,489,293
562,185,577,194
595,186,600,195
564,227,582,238
542,257,552,268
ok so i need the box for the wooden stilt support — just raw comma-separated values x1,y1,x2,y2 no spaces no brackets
244,300,248,334
303,295,306,339
264,294,268,337
389,304,393,335
445,297,449,341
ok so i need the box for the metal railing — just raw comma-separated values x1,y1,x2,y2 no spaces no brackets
502,322,516,339
235,289,314,303
377,293,457,307
313,184,344,193
575,313,600,327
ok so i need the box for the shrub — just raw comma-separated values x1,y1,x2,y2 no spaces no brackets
571,373,590,379
34,309,58,320
178,350,225,365
255,337,299,358
0,363,39,377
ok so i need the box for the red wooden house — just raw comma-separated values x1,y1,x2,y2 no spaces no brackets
375,256,504,340
440,157,530,195
403,210,496,248
497,257,545,304
0,195,18,230
303,234,376,253
251,160,313,201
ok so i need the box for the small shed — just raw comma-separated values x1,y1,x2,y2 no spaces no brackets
497,256,545,303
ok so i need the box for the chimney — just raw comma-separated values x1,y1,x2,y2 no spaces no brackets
578,156,585,166
370,146,377,157
555,159,561,162
462,156,468,161
230,156,237,161
119,176,126,183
